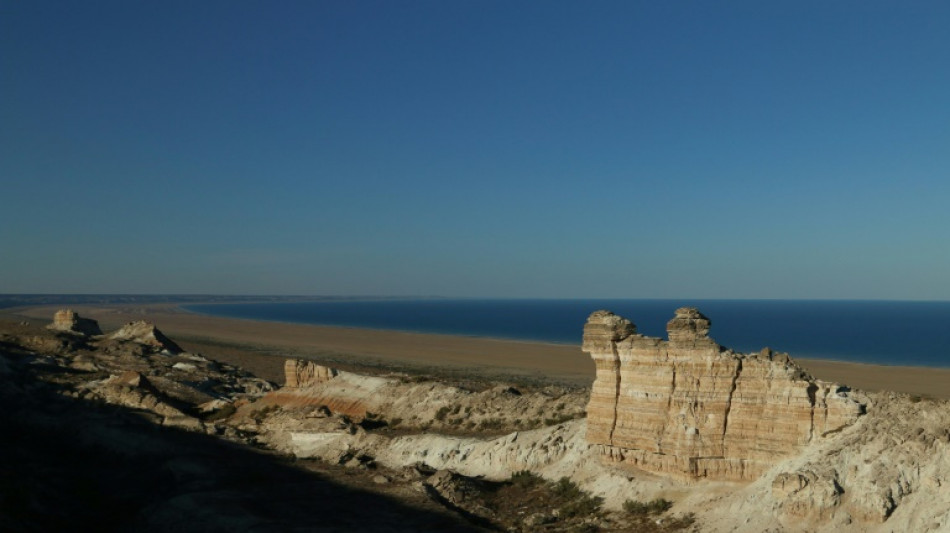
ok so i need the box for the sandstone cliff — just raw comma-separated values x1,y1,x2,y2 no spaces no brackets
284,358,339,388
584,307,863,481
46,309,102,336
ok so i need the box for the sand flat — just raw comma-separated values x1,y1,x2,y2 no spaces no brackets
12,304,591,384
10,304,950,397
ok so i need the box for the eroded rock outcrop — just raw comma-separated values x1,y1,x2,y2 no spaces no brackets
46,309,102,336
284,359,338,388
259,359,587,436
584,307,863,481
109,320,182,354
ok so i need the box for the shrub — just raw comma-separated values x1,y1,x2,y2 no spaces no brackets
478,418,503,430
434,406,451,421
559,494,604,518
544,414,575,426
509,470,543,488
622,498,673,515
552,477,583,499
250,404,279,423
669,512,696,528
204,403,236,422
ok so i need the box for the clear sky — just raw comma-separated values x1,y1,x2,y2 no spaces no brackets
2,1,948,299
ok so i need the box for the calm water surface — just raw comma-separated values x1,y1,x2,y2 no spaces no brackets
184,299,950,368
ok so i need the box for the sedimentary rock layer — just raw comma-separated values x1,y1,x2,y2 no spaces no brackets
109,320,182,354
284,359,339,388
47,309,102,336
583,307,863,481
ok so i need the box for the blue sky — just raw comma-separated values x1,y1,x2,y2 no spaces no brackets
2,1,948,299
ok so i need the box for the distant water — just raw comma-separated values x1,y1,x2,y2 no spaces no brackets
183,299,950,368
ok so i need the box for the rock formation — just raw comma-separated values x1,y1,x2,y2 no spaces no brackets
46,309,102,336
583,307,863,481
8,308,950,532
261,359,586,432
109,320,182,354
284,359,338,388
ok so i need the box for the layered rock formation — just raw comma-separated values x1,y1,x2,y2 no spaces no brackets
284,359,339,388
261,359,586,432
584,307,863,481
9,308,950,532
109,320,182,354
46,309,102,336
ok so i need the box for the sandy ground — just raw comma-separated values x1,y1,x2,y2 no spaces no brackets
9,304,950,398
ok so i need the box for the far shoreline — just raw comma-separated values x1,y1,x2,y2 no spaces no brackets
178,303,582,349
6,303,950,399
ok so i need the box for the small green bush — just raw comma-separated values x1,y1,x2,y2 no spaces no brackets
434,406,451,421
552,477,583,499
559,494,604,518
509,470,543,488
622,498,673,515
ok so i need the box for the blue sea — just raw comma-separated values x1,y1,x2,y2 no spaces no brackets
183,299,950,368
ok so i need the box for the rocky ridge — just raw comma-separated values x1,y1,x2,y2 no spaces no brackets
4,308,950,532
0,312,482,532
263,358,587,434
109,320,183,354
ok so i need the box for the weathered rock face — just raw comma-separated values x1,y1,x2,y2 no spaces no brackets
109,321,182,354
261,359,587,433
46,309,102,336
584,307,864,481
284,359,338,388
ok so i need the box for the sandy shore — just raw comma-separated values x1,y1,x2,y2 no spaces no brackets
8,304,950,398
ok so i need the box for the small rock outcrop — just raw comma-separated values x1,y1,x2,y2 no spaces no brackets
284,359,338,388
584,307,864,481
46,309,102,336
109,321,182,354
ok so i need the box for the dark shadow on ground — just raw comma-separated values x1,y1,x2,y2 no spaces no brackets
0,344,484,532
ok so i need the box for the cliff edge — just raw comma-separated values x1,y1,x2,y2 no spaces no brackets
584,307,864,481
